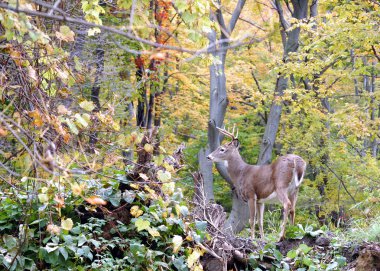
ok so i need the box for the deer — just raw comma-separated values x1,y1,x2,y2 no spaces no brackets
207,126,306,241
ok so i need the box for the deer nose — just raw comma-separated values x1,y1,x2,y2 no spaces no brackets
207,155,212,161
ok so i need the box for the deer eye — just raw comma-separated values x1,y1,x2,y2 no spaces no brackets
220,148,226,153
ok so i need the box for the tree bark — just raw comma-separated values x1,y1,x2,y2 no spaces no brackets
198,148,214,201
199,1,246,206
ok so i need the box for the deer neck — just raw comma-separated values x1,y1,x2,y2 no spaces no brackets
224,150,247,183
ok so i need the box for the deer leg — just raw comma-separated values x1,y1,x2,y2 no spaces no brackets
277,192,291,241
289,191,298,225
257,202,265,239
248,197,257,239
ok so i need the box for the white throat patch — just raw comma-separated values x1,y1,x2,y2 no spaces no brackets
224,161,229,168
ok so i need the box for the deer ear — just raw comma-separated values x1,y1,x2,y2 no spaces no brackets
233,139,240,148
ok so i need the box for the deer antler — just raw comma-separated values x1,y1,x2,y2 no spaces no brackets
216,125,239,140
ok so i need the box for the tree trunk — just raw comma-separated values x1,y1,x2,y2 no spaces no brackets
135,56,146,127
226,0,310,233
89,44,105,149
198,148,214,201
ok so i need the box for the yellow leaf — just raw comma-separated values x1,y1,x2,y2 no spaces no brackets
172,235,183,253
61,218,73,231
162,182,175,195
71,182,83,196
144,143,154,153
139,173,149,181
130,205,143,218
56,25,75,42
38,193,48,203
147,227,160,237
187,248,202,268
129,183,139,189
79,100,96,112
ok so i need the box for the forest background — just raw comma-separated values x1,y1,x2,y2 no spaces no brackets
0,0,379,270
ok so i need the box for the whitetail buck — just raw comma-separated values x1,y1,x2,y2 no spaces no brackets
207,127,306,240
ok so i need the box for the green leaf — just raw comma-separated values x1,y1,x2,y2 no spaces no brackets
273,249,283,261
135,218,150,232
195,220,207,231
302,257,313,266
65,118,79,135
335,256,346,266
298,244,312,254
3,234,17,249
122,190,136,203
59,247,68,260
287,249,297,259
326,261,338,271
117,0,132,9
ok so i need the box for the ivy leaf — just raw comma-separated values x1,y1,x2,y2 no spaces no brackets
147,227,160,237
172,235,183,253
3,235,17,249
287,249,297,259
144,143,154,153
65,118,79,135
38,193,49,203
74,113,88,128
298,244,312,254
326,262,338,271
157,170,171,182
57,104,70,115
273,249,283,261
135,218,150,232
59,247,69,260
187,248,202,268
88,27,101,36
55,25,75,42
61,218,74,231
85,196,107,205
79,100,95,112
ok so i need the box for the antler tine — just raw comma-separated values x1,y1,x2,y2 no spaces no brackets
232,124,235,137
236,128,239,139
216,126,235,139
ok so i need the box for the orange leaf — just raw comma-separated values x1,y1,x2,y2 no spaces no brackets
85,196,107,205
0,127,8,137
54,195,65,208
149,52,167,61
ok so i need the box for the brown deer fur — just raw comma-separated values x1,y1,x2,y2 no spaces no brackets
207,128,306,240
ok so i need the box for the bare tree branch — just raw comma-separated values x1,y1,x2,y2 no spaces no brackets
0,2,261,58
47,0,61,15
228,0,246,33
371,45,380,61
274,0,290,31
223,8,265,31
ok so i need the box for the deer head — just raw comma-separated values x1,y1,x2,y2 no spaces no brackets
207,126,239,162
